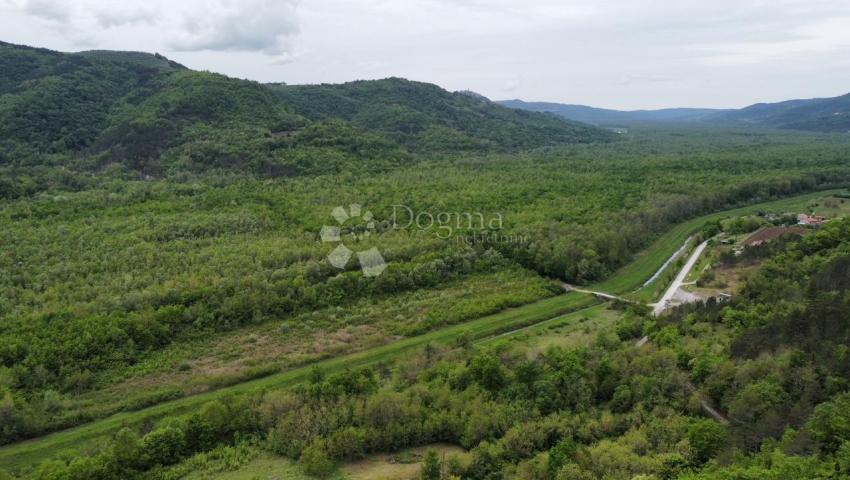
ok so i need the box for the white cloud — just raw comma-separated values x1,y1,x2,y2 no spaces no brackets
502,77,521,92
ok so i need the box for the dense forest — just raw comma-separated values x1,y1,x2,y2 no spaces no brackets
2,128,850,446
11,217,850,479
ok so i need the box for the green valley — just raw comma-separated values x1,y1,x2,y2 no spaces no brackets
1,36,850,480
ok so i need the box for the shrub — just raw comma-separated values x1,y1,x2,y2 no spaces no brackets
300,439,335,478
142,426,187,466
421,449,441,480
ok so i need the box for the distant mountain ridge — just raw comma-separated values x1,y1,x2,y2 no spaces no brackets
497,100,723,125
710,93,850,132
499,94,850,132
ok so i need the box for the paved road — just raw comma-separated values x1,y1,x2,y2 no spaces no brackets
641,236,693,288
652,240,709,316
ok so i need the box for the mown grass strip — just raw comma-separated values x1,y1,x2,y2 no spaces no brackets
0,293,597,471
477,303,609,347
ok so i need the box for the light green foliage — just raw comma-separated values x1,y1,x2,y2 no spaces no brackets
299,439,335,478
421,449,441,480
808,393,850,452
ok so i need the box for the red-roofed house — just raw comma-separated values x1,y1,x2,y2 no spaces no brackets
798,213,826,227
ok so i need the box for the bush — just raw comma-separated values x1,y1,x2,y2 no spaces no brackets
142,426,187,466
300,439,335,478
421,449,441,480
469,352,506,391
326,426,368,461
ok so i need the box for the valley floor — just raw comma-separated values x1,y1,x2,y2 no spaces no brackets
1,188,846,473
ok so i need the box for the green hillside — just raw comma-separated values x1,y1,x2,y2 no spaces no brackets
0,42,610,188
0,42,180,159
712,93,850,132
271,79,610,151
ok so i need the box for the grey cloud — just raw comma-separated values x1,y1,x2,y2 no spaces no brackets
168,0,299,55
93,6,158,28
23,0,71,23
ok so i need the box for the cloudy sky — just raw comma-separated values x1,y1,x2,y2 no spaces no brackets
2,0,849,109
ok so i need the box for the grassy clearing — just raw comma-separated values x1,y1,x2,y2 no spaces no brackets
161,442,468,480
480,304,620,352
343,443,469,480
0,293,596,471
180,452,307,480
590,189,845,297
806,195,850,218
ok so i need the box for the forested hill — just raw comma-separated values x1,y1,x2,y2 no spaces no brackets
0,41,610,185
270,79,608,151
709,93,850,132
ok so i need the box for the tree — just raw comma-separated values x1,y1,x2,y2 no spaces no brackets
808,393,850,452
688,419,726,463
467,441,503,480
548,437,577,477
445,454,465,477
112,427,142,471
556,463,595,480
142,426,187,466
469,352,506,391
610,385,633,413
326,427,368,461
421,449,441,480
689,350,720,384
